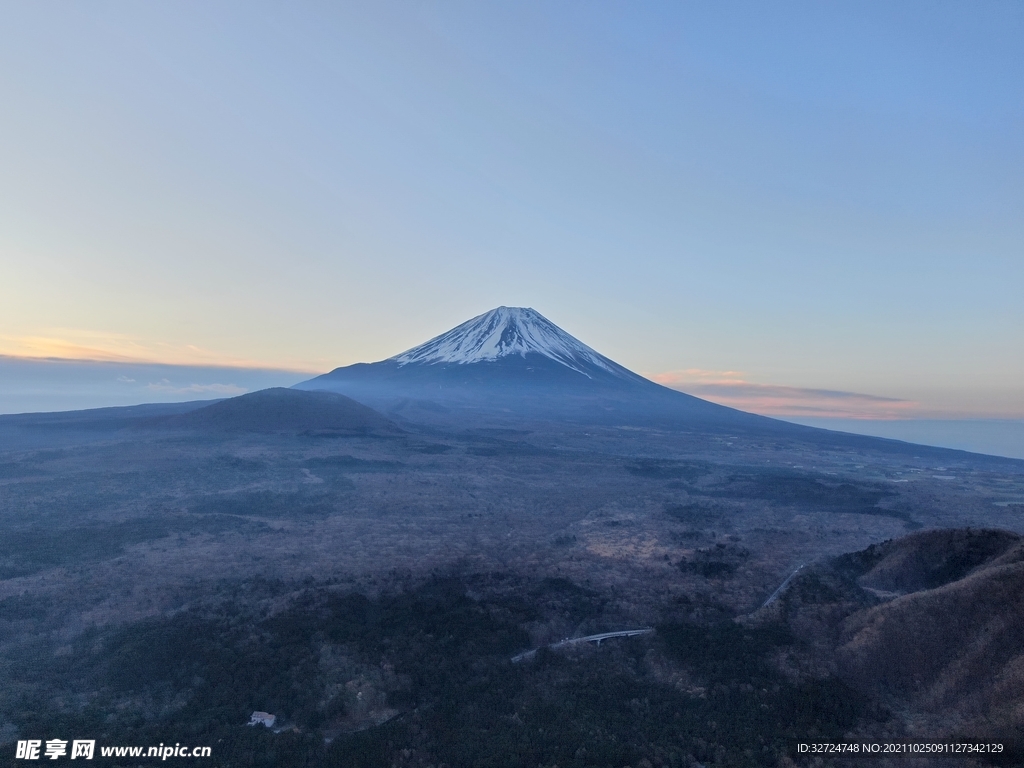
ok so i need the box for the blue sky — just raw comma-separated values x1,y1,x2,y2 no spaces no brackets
1,2,1022,423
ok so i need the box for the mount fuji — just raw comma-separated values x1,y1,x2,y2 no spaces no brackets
295,307,768,429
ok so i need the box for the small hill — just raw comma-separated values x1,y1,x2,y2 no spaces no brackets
159,388,400,435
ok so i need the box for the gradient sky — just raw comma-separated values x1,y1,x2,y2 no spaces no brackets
1,2,1022,420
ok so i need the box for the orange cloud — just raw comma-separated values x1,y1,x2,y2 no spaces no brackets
0,329,318,372
648,370,920,420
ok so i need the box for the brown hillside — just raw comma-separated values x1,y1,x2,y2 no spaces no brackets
839,539,1024,733
776,529,1024,743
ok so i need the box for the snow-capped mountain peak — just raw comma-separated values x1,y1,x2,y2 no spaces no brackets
389,307,622,378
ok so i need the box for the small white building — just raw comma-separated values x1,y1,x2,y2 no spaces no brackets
247,711,276,728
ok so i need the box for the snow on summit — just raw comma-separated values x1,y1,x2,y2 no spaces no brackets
390,307,621,378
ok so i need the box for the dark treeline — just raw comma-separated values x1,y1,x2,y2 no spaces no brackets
8,576,883,767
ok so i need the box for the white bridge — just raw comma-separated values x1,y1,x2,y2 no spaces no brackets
760,564,806,609
511,628,654,663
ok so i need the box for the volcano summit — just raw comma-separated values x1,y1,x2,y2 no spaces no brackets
389,306,638,381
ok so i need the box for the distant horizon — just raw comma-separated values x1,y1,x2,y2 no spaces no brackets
3,353,1022,461
0,352,1015,422
3,339,1024,461
3,294,1021,423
